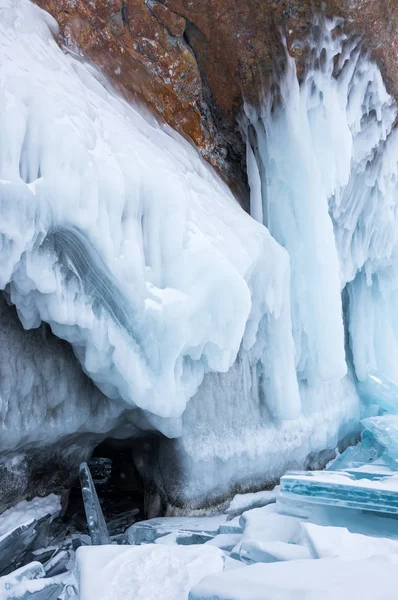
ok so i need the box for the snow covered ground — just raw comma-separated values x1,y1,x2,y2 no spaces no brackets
3,482,398,599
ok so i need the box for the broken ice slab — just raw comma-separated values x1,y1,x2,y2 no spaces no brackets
361,415,398,461
238,540,310,564
0,518,52,577
188,556,398,600
239,504,302,545
127,514,227,545
218,517,243,535
327,443,381,471
44,550,71,577
280,470,398,515
230,504,302,561
79,462,110,545
204,534,242,551
302,522,398,559
76,544,224,600
225,486,280,517
358,371,398,413
0,562,45,594
3,578,63,600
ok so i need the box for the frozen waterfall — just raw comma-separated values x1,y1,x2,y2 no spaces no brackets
245,16,398,393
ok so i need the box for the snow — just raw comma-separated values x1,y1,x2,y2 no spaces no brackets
302,522,398,559
189,556,398,600
0,494,60,538
76,544,224,600
204,534,242,551
238,539,310,564
226,486,280,516
239,504,302,545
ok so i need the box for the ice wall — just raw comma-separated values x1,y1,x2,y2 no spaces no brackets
0,2,377,508
0,0,300,443
244,17,398,390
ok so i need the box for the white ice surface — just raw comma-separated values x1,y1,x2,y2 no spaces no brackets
0,494,60,538
189,556,398,600
302,522,398,559
226,486,280,516
239,504,302,545
76,544,224,600
238,539,310,564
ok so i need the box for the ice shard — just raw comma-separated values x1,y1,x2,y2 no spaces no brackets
358,372,398,413
361,415,398,461
79,463,110,546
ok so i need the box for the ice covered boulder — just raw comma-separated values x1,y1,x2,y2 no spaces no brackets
189,556,398,600
76,544,224,600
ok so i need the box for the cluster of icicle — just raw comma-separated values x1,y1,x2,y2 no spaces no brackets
243,15,398,393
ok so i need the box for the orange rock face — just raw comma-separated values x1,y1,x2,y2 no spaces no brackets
33,0,398,204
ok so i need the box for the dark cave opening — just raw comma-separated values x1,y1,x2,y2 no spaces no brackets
63,440,146,539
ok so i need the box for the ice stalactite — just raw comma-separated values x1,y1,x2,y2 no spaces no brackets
244,16,398,393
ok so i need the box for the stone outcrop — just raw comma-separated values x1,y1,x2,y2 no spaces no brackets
34,0,398,205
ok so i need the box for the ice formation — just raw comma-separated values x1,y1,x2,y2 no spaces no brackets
244,16,398,392
79,463,110,546
0,0,301,440
0,0,368,507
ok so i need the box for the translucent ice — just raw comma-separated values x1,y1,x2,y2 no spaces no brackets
361,415,398,460
358,372,398,413
280,470,398,514
243,14,398,403
79,463,110,546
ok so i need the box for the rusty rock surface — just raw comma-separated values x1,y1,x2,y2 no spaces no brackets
34,0,398,203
